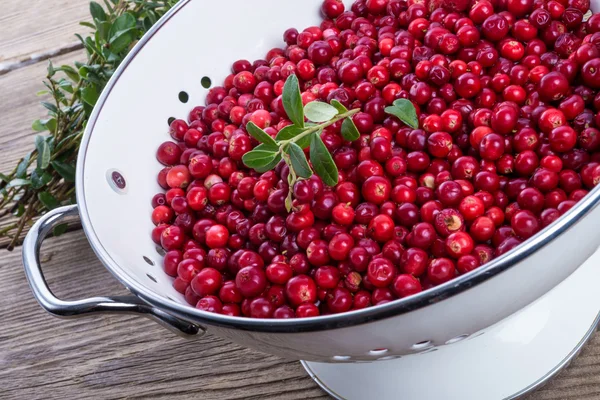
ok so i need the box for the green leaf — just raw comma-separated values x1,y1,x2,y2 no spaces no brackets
246,122,278,149
80,21,96,29
36,90,49,96
309,134,338,187
41,102,58,114
7,179,31,188
15,153,31,178
38,192,59,210
254,153,282,173
276,125,313,149
53,223,69,237
385,99,419,129
0,173,10,182
59,65,80,83
45,118,57,133
31,169,52,189
108,26,137,53
109,13,136,39
282,75,304,128
242,149,280,170
13,203,25,217
90,1,107,21
47,60,55,77
330,99,348,114
287,143,312,179
341,117,360,141
35,136,51,170
303,101,339,123
80,86,99,106
51,161,76,182
32,120,47,132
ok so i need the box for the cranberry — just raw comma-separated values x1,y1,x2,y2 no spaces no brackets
306,239,331,266
285,275,317,307
511,210,541,239
427,258,456,285
191,268,222,297
325,226,353,254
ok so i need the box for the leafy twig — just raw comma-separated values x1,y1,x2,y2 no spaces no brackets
0,0,177,249
241,75,418,210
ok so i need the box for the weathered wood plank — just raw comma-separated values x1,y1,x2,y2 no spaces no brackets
0,230,598,399
0,0,90,67
0,231,326,400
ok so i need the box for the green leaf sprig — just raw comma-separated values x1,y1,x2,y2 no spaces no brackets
242,75,419,211
242,75,361,210
0,0,177,250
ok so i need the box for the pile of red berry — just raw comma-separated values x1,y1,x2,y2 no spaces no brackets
151,0,600,318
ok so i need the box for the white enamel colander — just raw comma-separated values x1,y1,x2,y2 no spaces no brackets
21,0,600,398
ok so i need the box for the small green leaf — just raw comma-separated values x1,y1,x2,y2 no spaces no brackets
38,192,59,210
385,99,419,129
53,223,69,237
31,169,52,189
36,90,49,96
330,99,348,114
341,117,360,141
35,136,51,170
47,60,55,77
90,1,107,21
45,118,57,133
310,134,338,187
282,75,304,128
81,86,99,106
246,122,278,149
13,203,25,217
108,27,137,53
304,101,339,123
254,153,282,173
59,65,80,83
80,21,96,29
0,173,10,182
7,179,31,188
242,149,279,170
32,120,47,131
41,102,58,114
15,153,31,178
287,143,313,179
51,161,76,182
109,13,136,39
276,125,313,149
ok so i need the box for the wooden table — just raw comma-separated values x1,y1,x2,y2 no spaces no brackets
2,2,600,399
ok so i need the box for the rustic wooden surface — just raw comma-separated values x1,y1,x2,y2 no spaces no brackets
2,2,600,399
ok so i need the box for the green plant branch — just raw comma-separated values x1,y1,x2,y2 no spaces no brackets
0,0,177,249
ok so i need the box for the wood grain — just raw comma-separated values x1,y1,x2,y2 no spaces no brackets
0,0,90,66
0,230,599,399
1,1,600,398
0,231,326,400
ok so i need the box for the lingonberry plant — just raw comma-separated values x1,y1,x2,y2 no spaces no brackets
242,74,417,209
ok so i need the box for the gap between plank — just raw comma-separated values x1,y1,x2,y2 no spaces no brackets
0,41,83,76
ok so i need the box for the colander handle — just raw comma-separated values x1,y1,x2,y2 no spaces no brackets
22,204,204,338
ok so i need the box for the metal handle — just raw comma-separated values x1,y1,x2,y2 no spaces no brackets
22,204,204,337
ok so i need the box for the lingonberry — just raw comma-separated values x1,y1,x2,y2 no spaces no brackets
427,258,457,285
511,210,541,239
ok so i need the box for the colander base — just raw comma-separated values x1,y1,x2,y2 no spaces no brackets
302,247,600,400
